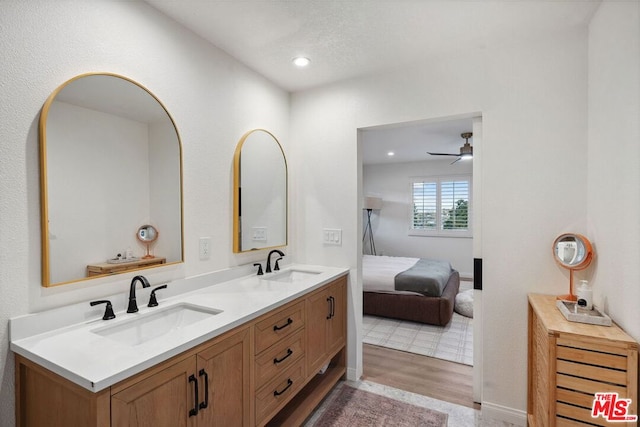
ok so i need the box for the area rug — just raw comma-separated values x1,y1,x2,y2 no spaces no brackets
363,310,473,365
309,384,448,427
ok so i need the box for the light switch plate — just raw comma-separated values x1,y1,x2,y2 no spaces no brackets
323,228,342,246
252,227,267,241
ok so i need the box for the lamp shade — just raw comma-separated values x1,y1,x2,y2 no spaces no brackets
364,196,383,210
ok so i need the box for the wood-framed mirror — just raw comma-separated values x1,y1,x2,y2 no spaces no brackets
553,233,594,301
39,73,184,286
233,129,287,253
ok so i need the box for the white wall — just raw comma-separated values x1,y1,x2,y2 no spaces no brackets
291,29,590,423
149,119,182,262
363,159,473,276
47,101,151,283
0,1,289,424
587,2,640,341
1,2,638,425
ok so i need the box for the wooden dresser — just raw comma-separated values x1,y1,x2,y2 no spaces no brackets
528,294,638,426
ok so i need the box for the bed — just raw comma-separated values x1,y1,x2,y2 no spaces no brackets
362,255,460,326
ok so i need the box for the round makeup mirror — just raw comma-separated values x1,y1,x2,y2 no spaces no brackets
137,225,158,259
553,233,594,301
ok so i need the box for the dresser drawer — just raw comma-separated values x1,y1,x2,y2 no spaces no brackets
255,301,305,354
255,358,306,426
255,329,305,390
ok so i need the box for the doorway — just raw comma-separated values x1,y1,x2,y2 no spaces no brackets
357,114,483,404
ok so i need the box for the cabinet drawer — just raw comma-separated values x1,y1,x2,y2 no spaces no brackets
255,301,305,354
255,329,305,390
255,358,306,426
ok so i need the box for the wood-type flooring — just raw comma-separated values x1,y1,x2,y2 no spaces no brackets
362,343,480,410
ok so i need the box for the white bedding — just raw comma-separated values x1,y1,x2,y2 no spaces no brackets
362,255,419,293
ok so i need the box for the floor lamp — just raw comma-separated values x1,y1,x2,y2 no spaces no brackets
363,197,383,255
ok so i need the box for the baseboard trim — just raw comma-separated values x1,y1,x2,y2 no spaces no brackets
346,367,359,381
459,272,473,282
481,402,527,426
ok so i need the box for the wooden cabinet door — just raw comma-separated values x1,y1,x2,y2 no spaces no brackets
306,287,330,375
196,327,251,427
111,357,197,427
327,278,346,356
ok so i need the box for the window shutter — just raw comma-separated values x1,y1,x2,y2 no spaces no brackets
412,182,437,230
410,175,471,236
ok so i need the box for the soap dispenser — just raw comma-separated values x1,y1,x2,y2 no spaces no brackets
576,280,593,311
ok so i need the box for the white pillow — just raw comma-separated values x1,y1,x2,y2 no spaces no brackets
455,289,474,318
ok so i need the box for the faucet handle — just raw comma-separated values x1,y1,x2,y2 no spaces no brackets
253,263,264,276
90,300,116,320
274,257,283,271
148,284,168,307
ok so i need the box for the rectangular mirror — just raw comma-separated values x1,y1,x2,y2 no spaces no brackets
39,73,184,286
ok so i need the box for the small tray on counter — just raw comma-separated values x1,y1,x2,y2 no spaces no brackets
556,300,612,326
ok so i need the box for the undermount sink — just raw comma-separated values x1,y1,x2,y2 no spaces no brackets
264,269,321,283
91,303,222,346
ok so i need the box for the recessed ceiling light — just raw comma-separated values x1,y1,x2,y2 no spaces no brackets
387,151,395,156
292,56,311,67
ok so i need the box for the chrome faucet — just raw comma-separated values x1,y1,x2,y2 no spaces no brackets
265,249,285,273
127,275,150,313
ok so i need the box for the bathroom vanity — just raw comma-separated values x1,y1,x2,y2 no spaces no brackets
12,265,348,427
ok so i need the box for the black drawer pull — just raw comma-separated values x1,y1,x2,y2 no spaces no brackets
326,297,332,319
273,348,293,364
198,369,209,410
188,374,198,417
330,296,335,319
273,317,292,331
273,379,293,396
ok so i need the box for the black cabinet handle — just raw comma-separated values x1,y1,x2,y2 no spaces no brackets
273,379,293,396
330,296,335,319
198,369,209,410
188,374,198,417
273,318,292,331
326,297,332,319
273,348,293,365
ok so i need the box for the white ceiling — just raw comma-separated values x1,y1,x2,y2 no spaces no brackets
142,0,600,163
361,117,474,165
144,0,600,92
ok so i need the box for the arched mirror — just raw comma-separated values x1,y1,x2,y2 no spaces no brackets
40,73,184,286
233,129,287,252
553,233,594,301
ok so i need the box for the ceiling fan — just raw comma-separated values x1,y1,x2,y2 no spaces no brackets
428,132,473,164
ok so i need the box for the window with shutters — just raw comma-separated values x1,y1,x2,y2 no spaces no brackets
410,175,471,237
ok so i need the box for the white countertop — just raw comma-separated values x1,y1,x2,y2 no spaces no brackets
10,264,348,392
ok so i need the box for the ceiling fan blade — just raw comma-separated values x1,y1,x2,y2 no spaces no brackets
427,152,459,156
450,157,462,165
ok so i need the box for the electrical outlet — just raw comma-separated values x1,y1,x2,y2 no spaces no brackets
199,237,211,260
323,228,342,246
